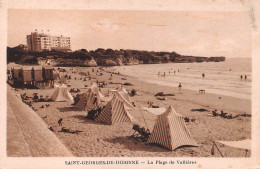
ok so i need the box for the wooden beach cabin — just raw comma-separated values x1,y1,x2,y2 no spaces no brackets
11,67,23,87
10,66,54,89
22,66,33,87
43,66,54,88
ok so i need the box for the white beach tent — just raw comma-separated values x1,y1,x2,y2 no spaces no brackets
217,139,251,150
147,106,198,151
95,94,136,125
110,87,134,109
74,89,101,112
89,83,104,98
50,84,74,104
142,107,167,115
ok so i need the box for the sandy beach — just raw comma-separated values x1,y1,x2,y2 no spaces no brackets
11,66,251,157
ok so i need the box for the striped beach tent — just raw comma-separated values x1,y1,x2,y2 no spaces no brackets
95,95,135,125
75,89,101,112
147,106,197,151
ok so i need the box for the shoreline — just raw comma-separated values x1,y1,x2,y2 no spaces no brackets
104,68,251,114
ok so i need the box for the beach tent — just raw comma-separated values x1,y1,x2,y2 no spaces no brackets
90,83,104,98
117,87,131,102
22,66,33,82
95,95,136,125
114,92,134,109
50,84,74,104
217,139,251,150
142,107,167,115
110,87,134,109
33,66,43,81
147,106,198,151
75,89,101,112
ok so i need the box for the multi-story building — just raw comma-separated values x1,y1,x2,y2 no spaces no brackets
27,31,71,52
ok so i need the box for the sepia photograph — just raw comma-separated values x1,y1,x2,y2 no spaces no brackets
1,0,260,169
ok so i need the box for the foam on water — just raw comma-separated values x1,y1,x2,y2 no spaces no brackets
113,58,251,100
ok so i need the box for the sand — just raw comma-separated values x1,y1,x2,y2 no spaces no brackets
13,66,251,157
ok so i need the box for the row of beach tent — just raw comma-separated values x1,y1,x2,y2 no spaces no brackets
49,83,198,151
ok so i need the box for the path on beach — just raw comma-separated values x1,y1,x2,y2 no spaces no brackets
7,86,73,157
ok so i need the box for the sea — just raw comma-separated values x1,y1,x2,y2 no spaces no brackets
113,58,251,100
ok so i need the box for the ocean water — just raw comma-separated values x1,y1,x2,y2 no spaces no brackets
113,58,251,100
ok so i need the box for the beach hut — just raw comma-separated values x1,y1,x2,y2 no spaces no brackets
33,66,44,82
147,106,198,151
43,66,54,80
43,66,54,88
50,84,74,104
22,66,33,83
12,67,23,81
95,95,135,125
75,89,101,112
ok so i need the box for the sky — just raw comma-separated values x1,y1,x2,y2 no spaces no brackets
8,9,252,58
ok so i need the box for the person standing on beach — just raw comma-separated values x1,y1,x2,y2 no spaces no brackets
202,73,205,78
245,75,247,80
240,75,243,80
178,83,182,94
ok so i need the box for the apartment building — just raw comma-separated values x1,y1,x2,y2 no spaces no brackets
27,31,71,52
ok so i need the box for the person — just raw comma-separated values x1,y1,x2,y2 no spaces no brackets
240,75,243,80
245,75,247,80
202,73,205,78
58,118,63,126
178,83,182,94
49,126,54,132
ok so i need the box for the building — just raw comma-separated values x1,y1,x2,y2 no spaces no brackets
27,31,71,52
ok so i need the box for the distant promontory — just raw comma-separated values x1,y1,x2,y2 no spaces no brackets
7,45,225,67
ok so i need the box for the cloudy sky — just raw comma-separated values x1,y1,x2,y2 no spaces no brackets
8,9,252,58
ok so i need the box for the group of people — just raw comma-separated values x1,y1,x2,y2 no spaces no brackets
240,75,247,80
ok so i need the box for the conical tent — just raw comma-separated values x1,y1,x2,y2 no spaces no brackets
95,95,135,125
75,89,101,112
117,87,131,103
50,84,74,104
147,106,198,151
90,83,104,98
114,92,134,109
